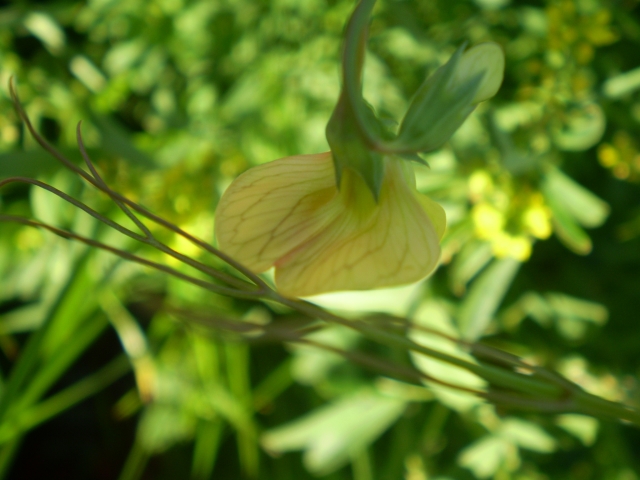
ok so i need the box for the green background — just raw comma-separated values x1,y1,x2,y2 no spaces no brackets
0,0,640,479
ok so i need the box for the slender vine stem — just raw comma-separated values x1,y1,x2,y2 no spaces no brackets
172,307,484,396
0,215,260,300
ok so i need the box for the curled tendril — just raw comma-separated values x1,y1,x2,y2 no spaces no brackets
7,79,267,293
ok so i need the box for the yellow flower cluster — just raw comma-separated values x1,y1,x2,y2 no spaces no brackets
547,1,618,65
598,131,640,182
511,1,618,154
468,171,551,262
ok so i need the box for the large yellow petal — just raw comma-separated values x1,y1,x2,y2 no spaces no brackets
275,159,443,297
215,152,337,272
216,153,445,297
416,193,446,240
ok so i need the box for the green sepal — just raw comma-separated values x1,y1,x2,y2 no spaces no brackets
326,90,385,200
397,152,428,166
394,45,482,152
326,0,386,200
326,0,489,200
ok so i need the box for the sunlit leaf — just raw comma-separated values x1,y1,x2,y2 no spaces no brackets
457,257,520,341
550,103,606,152
138,403,196,453
556,414,599,446
545,193,593,254
603,66,640,98
500,418,556,453
543,167,610,228
261,388,406,475
449,240,493,295
410,300,486,412
458,435,513,479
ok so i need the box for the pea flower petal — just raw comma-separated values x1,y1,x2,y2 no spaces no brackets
215,152,445,297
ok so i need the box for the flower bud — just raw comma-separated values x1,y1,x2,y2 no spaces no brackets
451,42,505,104
394,42,504,153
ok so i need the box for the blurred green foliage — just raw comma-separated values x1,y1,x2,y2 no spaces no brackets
1,0,640,479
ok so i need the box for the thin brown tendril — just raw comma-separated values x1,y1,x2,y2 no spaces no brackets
0,176,259,292
169,307,485,395
76,121,155,240
366,313,578,393
0,215,261,300
8,78,269,291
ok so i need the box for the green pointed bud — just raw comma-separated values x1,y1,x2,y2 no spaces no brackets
394,42,505,153
453,42,505,103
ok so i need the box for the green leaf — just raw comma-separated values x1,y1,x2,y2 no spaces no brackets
457,257,521,341
458,435,510,479
549,103,605,151
545,292,608,325
30,170,78,227
500,418,556,453
92,115,157,168
501,291,554,329
0,356,129,444
449,240,494,295
502,291,608,338
546,292,608,340
603,66,640,98
138,403,196,453
0,304,47,334
545,192,593,254
191,420,223,480
395,45,480,152
556,414,599,446
23,12,66,55
290,325,360,386
261,388,406,476
409,301,486,412
489,116,541,175
543,167,610,228
0,151,66,178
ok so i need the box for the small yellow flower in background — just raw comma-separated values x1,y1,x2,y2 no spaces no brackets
472,203,505,240
492,232,532,262
522,194,552,240
597,131,640,181
468,171,494,203
472,197,542,261
215,153,445,297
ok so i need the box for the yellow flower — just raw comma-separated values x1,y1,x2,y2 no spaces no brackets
491,232,532,261
522,202,552,240
472,203,505,240
215,152,445,297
